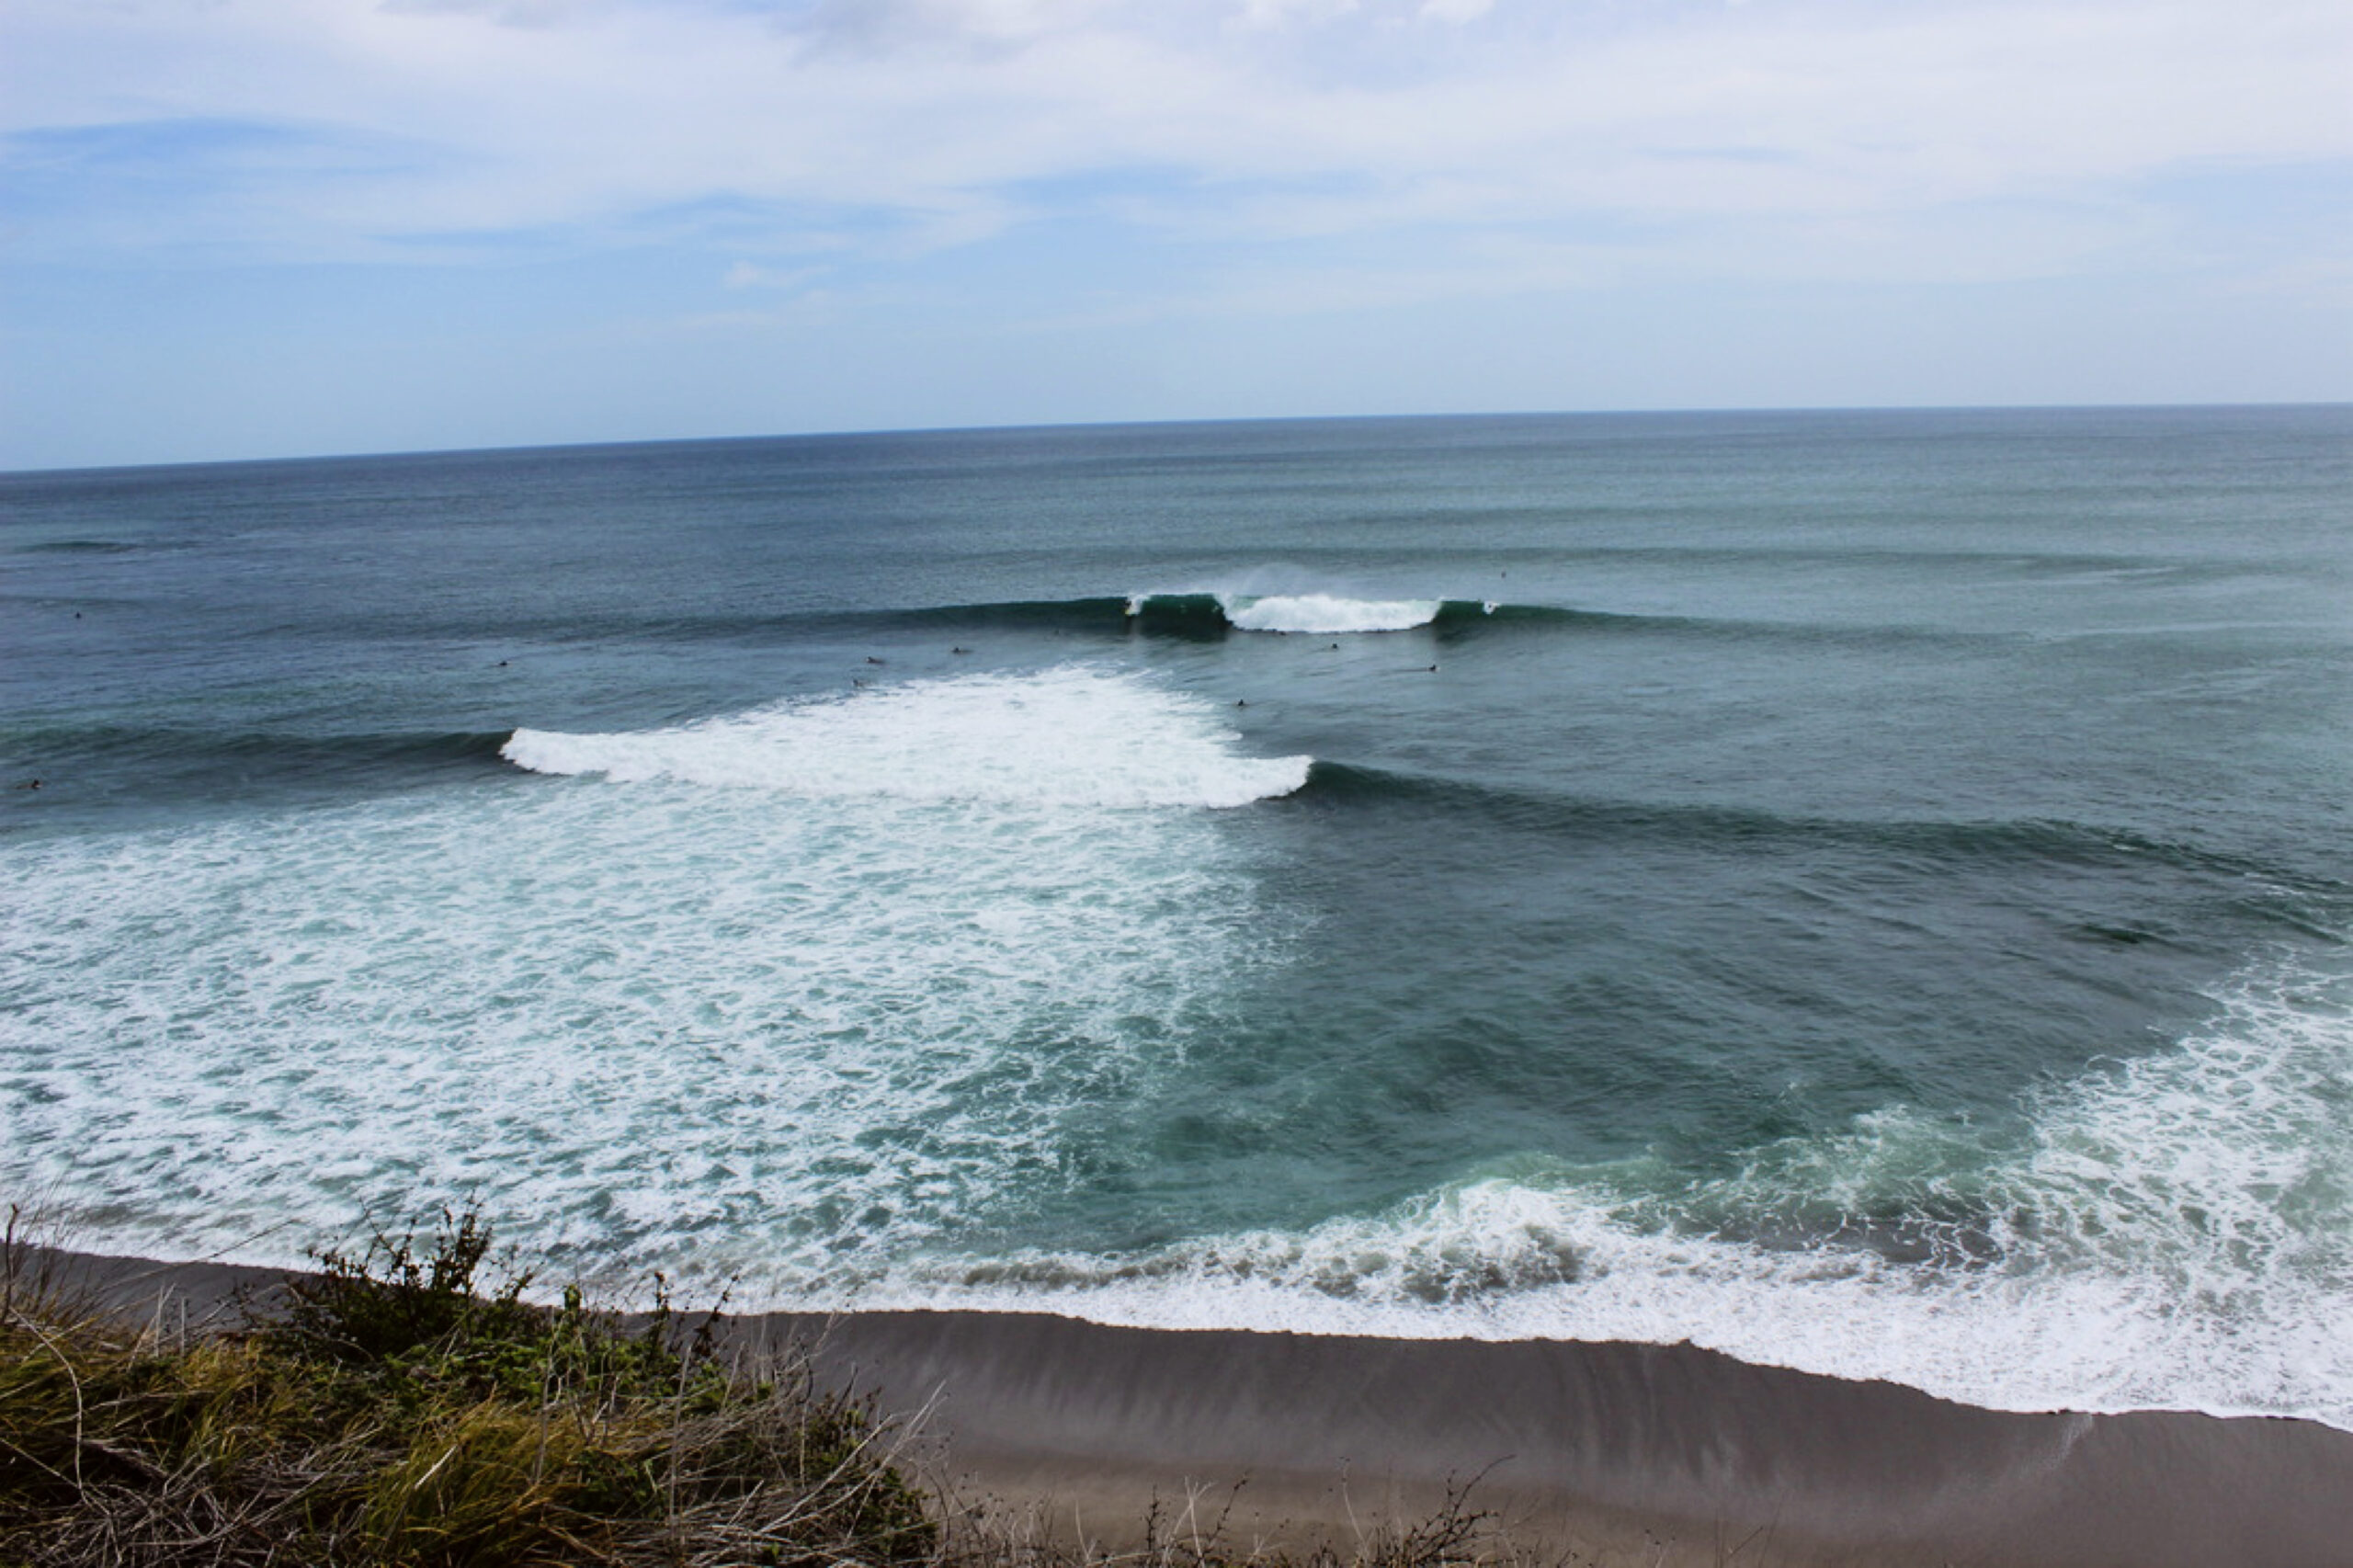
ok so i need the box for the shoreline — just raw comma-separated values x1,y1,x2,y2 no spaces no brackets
32,1245,2353,1567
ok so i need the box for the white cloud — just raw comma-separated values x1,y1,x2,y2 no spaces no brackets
2,0,2347,286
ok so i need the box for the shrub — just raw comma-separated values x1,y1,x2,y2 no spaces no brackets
0,1205,936,1568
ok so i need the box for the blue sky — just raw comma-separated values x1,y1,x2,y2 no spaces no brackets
3,0,2347,469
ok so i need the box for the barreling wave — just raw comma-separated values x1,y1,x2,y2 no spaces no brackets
473,594,1976,653
1132,592,1451,634
859,595,1997,653
867,594,1623,641
503,666,1312,810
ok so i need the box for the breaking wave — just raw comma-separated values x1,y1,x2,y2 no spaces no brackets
1123,592,1452,634
0,675,1296,1286
884,960,2353,1430
502,667,1311,810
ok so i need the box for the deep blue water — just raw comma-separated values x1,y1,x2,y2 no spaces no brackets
5,406,2350,1424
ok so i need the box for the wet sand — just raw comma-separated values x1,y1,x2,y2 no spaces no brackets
36,1247,2353,1567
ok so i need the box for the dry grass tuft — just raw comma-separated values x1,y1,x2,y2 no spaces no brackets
1,1204,931,1567
3,1203,1559,1568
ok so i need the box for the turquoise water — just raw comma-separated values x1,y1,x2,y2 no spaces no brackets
5,406,2350,1424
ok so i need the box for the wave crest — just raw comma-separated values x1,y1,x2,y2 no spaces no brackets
1122,592,1469,634
501,667,1311,810
1223,593,1446,634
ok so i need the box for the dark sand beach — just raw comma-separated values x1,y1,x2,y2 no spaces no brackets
40,1246,2353,1568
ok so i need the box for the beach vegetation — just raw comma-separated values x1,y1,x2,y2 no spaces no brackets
1,1202,1537,1568
0,1203,928,1567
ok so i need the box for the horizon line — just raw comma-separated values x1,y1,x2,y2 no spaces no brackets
6,398,2348,482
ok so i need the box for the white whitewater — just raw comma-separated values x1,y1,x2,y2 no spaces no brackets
1218,594,1445,634
0,668,1298,1295
904,960,2353,1430
503,666,1310,810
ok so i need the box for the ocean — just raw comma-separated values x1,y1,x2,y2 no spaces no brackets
5,405,2349,1428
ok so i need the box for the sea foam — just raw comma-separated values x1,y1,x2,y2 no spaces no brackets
502,666,1309,810
0,669,1295,1288
10,760,2347,1428
1219,594,1444,634
7,665,2346,1431
1120,592,1449,634
10,794,2347,1427
884,960,2353,1430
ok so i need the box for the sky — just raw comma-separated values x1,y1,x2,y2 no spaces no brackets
2,0,2348,470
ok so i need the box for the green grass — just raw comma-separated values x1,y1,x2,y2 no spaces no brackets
1,1206,932,1567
